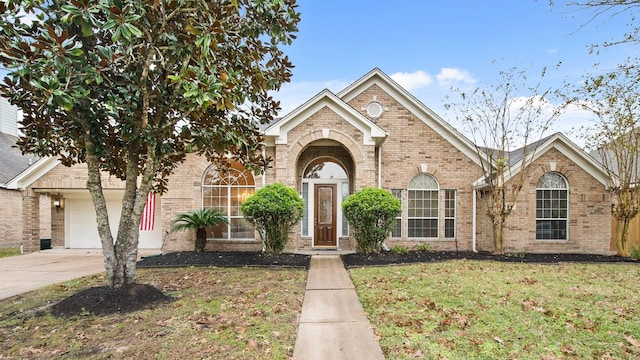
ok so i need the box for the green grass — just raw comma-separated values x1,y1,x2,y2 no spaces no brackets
0,248,21,258
350,260,640,359
0,267,307,359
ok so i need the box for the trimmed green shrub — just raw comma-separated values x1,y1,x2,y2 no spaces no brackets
342,187,401,254
241,183,304,254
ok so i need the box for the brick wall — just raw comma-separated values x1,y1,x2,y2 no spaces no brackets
0,188,24,249
476,147,612,254
346,85,485,251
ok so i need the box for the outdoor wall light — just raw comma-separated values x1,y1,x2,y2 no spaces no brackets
53,193,64,213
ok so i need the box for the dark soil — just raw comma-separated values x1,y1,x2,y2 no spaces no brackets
136,251,312,269
342,250,638,268
50,283,173,317
51,250,635,317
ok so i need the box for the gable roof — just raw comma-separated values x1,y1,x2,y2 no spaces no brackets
0,133,40,188
338,68,486,167
474,132,610,188
264,89,387,146
4,156,60,190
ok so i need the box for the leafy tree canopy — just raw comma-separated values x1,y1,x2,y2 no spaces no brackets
0,0,300,287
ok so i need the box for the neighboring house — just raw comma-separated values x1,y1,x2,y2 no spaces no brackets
8,68,614,254
0,98,45,251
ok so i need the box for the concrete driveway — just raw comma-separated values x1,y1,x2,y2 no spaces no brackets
0,250,105,300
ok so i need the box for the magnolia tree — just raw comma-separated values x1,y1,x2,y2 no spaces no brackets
0,0,299,288
446,67,561,254
572,61,640,256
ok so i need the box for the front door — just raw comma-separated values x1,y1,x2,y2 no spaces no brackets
314,184,337,247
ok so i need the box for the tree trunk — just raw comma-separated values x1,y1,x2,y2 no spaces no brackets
195,227,207,252
85,138,155,289
492,215,505,255
615,217,631,257
85,151,118,286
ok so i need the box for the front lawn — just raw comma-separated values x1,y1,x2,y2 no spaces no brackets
0,247,21,258
0,267,306,359
350,260,640,359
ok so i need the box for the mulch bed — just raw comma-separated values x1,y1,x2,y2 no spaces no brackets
50,283,173,317
136,251,312,269
342,250,638,268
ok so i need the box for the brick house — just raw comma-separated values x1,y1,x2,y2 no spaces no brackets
6,68,613,254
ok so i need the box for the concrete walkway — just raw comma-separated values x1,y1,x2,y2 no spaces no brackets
0,250,105,300
293,255,385,360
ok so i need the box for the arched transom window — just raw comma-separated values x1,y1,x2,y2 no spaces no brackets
408,173,439,238
202,161,255,240
536,172,568,240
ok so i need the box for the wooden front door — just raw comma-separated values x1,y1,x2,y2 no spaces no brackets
314,184,337,247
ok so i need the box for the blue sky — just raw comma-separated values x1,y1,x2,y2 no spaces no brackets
274,0,636,143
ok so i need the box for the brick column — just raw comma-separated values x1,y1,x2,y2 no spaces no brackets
21,189,40,253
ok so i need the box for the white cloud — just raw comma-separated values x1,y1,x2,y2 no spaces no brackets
390,70,433,91
436,68,477,86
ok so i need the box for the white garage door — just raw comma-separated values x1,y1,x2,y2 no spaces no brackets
65,192,162,249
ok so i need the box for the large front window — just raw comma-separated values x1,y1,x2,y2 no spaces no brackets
202,161,255,240
408,173,439,238
536,172,568,240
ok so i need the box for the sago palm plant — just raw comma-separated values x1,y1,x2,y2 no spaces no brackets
171,208,229,252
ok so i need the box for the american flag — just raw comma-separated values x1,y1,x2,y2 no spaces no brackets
140,192,156,231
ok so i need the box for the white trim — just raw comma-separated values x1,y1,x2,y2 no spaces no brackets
337,68,486,168
5,156,60,190
473,133,610,189
264,89,387,146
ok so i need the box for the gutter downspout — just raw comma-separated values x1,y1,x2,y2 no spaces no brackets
472,187,478,253
377,146,382,188
378,142,390,251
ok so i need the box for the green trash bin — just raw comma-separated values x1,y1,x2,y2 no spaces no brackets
40,239,52,250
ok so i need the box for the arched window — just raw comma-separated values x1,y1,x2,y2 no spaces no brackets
202,161,255,240
536,172,568,240
408,173,439,238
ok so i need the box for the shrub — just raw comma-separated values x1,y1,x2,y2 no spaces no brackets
241,183,304,254
631,246,640,261
414,243,433,252
391,245,410,254
342,187,401,254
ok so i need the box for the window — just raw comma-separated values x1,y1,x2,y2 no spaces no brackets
391,189,402,238
444,190,456,238
202,161,255,240
301,183,309,236
408,174,439,238
341,183,350,236
536,172,568,240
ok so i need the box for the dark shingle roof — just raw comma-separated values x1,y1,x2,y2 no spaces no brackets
0,133,39,187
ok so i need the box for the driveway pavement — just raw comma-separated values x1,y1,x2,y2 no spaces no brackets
0,250,105,300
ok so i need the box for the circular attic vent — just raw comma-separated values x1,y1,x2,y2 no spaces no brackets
366,101,383,119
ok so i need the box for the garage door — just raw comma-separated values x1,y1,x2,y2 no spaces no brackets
66,192,162,249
